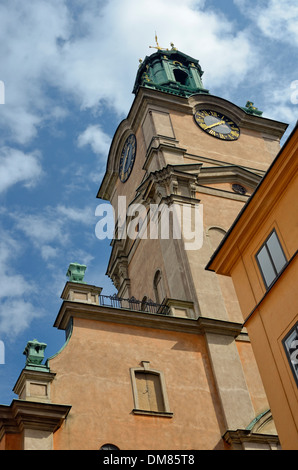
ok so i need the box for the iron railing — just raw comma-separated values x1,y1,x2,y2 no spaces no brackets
98,294,170,316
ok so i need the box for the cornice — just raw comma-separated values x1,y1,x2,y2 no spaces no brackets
183,152,266,176
11,400,71,432
198,165,262,186
0,400,71,438
189,93,288,138
53,300,244,339
223,429,280,448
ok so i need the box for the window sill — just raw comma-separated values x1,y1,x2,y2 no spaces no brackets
132,409,173,418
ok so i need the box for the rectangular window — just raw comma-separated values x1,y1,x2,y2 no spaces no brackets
135,372,165,412
130,362,173,418
283,323,298,387
256,230,287,289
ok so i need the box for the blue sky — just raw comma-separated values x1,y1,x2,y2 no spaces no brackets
0,0,297,405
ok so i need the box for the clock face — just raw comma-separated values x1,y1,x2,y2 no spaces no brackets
194,109,240,141
119,134,136,182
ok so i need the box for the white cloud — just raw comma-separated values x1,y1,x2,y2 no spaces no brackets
56,204,95,226
40,245,60,261
0,0,70,143
0,0,257,144
0,237,35,299
0,147,42,193
14,213,68,247
77,125,111,156
262,81,298,125
77,125,112,185
0,233,41,336
0,299,41,337
58,0,256,93
10,203,96,264
234,0,298,45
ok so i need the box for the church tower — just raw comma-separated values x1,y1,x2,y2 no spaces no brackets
96,43,287,448
0,43,287,450
98,42,285,323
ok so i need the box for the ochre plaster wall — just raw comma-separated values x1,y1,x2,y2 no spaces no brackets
244,261,298,450
128,237,167,302
224,160,298,449
236,339,271,414
50,318,227,450
185,191,246,322
0,433,22,450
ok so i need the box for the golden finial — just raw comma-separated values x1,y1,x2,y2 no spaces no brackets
149,32,167,51
149,35,178,52
149,34,178,53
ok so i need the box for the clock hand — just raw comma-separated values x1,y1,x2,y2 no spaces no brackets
122,147,129,171
204,120,226,130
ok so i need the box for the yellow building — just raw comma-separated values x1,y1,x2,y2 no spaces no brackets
207,123,298,450
0,46,289,450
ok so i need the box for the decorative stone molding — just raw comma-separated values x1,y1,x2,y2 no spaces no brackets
130,361,173,418
137,163,202,205
223,429,280,450
61,281,102,305
13,369,56,403
165,298,195,318
0,400,71,449
54,298,245,338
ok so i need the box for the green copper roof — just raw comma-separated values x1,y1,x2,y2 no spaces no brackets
133,47,209,98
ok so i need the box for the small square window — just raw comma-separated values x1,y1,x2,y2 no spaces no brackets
256,230,287,289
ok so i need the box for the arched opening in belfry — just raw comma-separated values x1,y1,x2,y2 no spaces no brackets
173,68,189,86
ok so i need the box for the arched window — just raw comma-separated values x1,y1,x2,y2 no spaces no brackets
173,68,189,86
153,270,164,304
141,296,148,311
207,226,227,252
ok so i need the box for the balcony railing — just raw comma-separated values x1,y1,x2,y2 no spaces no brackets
98,294,170,316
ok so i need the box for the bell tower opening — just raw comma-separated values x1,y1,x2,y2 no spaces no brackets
173,68,189,86
133,44,209,97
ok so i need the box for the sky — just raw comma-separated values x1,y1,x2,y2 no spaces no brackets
0,0,297,405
